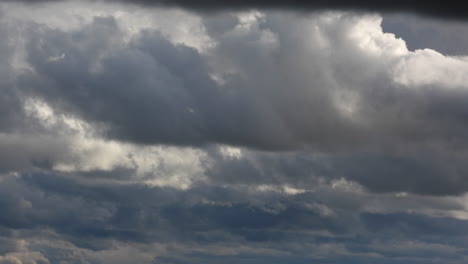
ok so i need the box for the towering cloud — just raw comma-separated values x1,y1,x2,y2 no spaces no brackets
15,10,468,154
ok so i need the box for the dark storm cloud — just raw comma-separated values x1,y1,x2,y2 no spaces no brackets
0,172,353,258
2,0,467,19
0,172,467,263
0,13,74,174
0,238,25,255
21,17,222,147
16,172,345,242
0,14,27,134
19,16,335,150
331,153,468,195
204,147,468,195
362,212,468,237
131,0,468,19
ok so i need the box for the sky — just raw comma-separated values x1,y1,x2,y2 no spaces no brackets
1,0,468,263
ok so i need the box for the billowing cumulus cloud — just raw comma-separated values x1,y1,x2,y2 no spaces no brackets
3,8,468,194
1,1,468,264
10,10,468,154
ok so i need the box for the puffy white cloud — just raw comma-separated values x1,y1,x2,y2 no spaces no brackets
393,49,468,88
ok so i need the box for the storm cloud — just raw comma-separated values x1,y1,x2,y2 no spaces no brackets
1,1,468,263
3,0,468,19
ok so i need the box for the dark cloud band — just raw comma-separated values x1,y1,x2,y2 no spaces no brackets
2,0,467,19
139,0,466,18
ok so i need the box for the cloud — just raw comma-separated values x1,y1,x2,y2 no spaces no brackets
382,14,468,55
1,7,468,195
11,12,468,155
2,0,467,19
1,3,468,263
204,148,468,195
0,239,27,255
0,239,49,264
0,172,466,263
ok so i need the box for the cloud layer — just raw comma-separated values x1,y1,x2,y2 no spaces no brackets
3,0,468,19
1,1,468,263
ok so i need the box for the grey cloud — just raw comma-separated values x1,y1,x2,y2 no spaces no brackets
2,5,468,264
0,238,26,255
18,173,346,241
0,11,74,174
2,0,468,19
0,172,467,263
16,13,468,154
0,15,26,135
361,212,468,238
7,12,468,196
204,147,468,195
0,134,71,173
21,17,217,147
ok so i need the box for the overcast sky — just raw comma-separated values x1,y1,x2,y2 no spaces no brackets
1,1,468,263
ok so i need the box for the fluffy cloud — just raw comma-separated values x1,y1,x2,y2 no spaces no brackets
2,1,468,187
10,10,468,154
3,7,468,195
